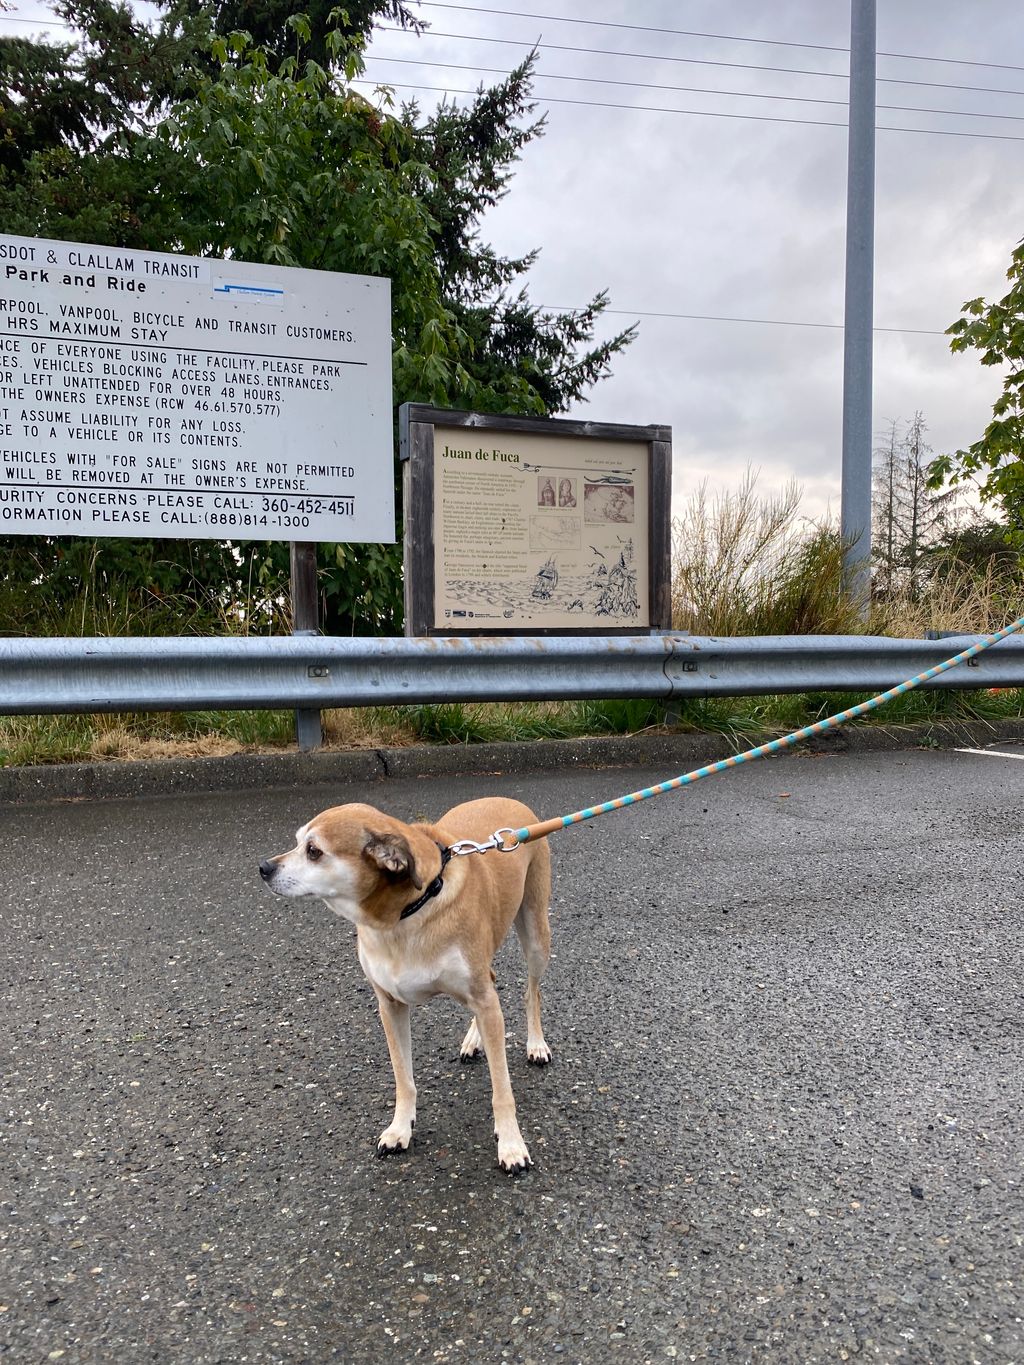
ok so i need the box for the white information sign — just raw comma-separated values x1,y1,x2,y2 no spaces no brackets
0,233,394,541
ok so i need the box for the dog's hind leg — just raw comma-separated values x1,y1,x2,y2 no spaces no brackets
515,846,552,1066
460,968,499,1061
374,989,417,1155
459,1016,484,1062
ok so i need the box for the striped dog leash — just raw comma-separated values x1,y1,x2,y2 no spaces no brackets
448,613,1024,858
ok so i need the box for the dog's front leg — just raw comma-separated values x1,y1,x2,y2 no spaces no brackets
471,986,532,1173
374,989,416,1156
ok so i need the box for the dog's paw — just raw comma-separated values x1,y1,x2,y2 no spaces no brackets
495,1132,532,1174
376,1122,414,1157
460,1020,484,1062
526,1040,552,1066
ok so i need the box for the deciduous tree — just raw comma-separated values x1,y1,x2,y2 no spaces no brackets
931,237,1024,539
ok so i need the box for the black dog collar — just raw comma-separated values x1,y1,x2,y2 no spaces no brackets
399,844,453,921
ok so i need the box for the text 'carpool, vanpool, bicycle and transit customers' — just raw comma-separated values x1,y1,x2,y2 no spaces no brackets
0,234,395,542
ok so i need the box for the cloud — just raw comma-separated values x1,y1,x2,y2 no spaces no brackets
367,0,1024,528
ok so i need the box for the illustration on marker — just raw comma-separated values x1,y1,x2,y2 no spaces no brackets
529,516,580,552
584,480,634,525
531,555,559,601
441,457,642,623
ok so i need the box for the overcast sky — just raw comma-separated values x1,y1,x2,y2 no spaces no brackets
7,1,1024,528
362,0,1024,525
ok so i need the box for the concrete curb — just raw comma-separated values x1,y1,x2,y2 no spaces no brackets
4,717,1024,806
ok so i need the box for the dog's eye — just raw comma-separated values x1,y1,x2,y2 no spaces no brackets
306,843,323,862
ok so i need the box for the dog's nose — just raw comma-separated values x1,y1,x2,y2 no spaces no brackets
258,860,277,882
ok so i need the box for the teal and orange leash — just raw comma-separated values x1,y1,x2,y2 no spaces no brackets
448,613,1024,858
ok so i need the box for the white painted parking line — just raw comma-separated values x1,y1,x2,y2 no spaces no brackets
956,748,1024,760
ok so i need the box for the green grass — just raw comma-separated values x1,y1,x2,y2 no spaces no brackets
397,687,1024,750
800,684,1024,731
0,709,295,766
0,714,105,767
2,688,1021,767
378,698,668,746
172,710,295,745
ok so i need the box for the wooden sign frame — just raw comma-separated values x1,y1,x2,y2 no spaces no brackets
400,405,672,637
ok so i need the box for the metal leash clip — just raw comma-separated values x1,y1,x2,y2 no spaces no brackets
448,827,522,857
492,828,522,852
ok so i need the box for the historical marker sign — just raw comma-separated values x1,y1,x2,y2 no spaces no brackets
0,234,394,541
401,405,672,636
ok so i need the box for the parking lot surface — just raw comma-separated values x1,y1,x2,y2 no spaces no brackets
2,742,1023,1362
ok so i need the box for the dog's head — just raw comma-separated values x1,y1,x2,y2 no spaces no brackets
259,803,442,926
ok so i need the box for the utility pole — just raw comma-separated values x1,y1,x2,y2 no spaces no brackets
840,0,876,611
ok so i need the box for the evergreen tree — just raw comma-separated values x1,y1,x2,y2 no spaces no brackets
192,0,423,72
407,58,635,415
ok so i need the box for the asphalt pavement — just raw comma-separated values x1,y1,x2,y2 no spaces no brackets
2,737,1024,1363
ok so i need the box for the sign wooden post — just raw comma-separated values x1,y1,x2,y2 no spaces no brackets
289,540,321,751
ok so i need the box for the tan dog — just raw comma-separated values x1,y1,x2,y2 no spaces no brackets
259,797,552,1173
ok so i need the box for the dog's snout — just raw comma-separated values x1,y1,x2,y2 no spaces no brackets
259,859,278,882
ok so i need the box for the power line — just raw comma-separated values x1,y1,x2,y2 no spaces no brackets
8,7,1018,137
0,13,66,25
542,307,948,337
7,0,1024,80
419,2,1024,76
356,77,1024,142
367,54,1024,124
381,27,1024,99
9,6,1024,131
7,7,1024,96
0,5,970,340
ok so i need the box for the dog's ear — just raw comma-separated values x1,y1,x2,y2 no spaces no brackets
363,832,423,889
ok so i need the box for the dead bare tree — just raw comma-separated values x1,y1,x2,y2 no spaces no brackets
871,413,960,600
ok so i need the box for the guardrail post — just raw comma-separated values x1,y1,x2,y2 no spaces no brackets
290,541,322,751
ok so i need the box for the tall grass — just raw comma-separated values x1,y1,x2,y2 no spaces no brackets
0,564,232,639
0,709,296,767
874,558,1022,638
0,539,287,639
671,469,1022,640
672,471,867,636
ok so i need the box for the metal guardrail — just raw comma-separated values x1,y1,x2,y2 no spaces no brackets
1,633,1023,715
